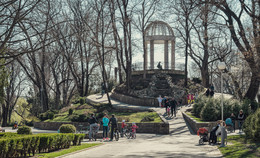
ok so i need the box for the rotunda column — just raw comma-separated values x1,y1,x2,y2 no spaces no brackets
164,40,169,69
150,40,154,69
171,40,175,69
144,42,148,70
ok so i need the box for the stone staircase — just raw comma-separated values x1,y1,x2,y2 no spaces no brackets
154,76,172,97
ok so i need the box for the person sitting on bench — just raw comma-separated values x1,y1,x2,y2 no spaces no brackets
225,118,234,132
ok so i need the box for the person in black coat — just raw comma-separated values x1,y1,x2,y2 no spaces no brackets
205,88,210,97
230,113,236,132
209,121,221,144
109,114,118,141
237,110,245,132
170,97,178,117
164,97,170,114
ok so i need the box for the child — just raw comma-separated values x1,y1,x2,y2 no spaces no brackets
131,122,138,133
121,120,127,135
167,106,171,117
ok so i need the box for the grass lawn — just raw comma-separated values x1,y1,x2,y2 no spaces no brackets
219,135,260,158
44,102,162,123
185,112,204,123
112,111,162,123
37,143,101,158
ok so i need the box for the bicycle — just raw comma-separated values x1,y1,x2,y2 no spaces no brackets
77,125,87,133
120,128,130,138
89,124,99,141
127,130,136,139
113,128,120,141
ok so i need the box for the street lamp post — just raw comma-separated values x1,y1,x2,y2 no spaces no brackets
218,62,226,147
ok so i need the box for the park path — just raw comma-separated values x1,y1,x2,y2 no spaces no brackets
60,94,222,158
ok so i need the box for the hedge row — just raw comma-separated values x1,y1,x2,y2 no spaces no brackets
0,133,85,158
243,108,260,141
192,95,256,121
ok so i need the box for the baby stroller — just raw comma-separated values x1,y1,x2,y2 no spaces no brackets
197,127,209,145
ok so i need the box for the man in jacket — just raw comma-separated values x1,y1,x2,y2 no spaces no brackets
170,97,178,117
88,114,99,141
109,114,118,141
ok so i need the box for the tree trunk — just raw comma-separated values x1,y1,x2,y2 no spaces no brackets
1,105,8,127
8,108,12,123
184,14,189,87
244,72,260,100
201,66,210,88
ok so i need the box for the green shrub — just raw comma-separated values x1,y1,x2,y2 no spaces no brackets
39,113,48,121
241,99,252,117
79,97,85,105
59,124,76,133
72,134,85,145
223,99,233,120
69,114,79,122
69,114,87,122
243,108,260,141
192,95,208,117
232,100,242,117
250,100,259,113
39,110,57,121
252,109,260,140
48,112,55,120
0,132,18,138
0,133,84,157
200,98,219,121
17,126,32,135
69,108,73,115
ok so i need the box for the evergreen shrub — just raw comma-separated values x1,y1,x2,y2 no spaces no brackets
17,126,32,135
59,124,76,133
69,114,87,122
200,98,219,121
48,112,54,120
243,108,260,141
192,95,207,117
69,108,73,115
79,97,85,105
0,133,84,158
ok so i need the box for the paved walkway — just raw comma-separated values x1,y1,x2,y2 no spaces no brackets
61,94,223,158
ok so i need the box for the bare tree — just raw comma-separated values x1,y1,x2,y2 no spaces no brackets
116,0,134,90
0,0,41,59
2,62,25,126
132,0,159,78
166,0,195,87
209,0,260,100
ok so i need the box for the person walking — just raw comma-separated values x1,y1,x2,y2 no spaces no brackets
109,114,118,141
170,97,178,117
237,110,245,133
161,96,166,108
165,97,170,114
157,95,163,107
102,113,109,141
88,114,99,141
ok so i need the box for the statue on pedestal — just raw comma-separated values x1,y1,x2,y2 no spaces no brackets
157,62,162,70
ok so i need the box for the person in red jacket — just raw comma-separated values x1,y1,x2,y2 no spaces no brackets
131,122,138,133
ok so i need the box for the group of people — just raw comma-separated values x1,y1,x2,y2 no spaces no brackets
88,113,138,141
206,84,215,97
158,96,178,117
225,109,245,133
187,92,199,105
208,109,245,144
